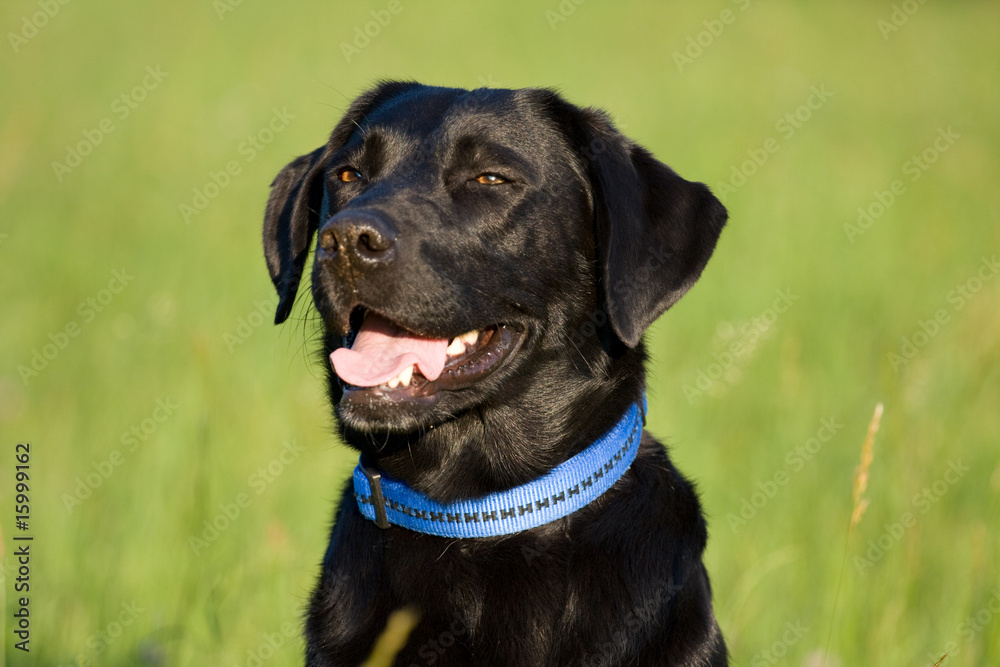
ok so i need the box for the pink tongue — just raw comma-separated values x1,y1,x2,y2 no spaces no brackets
330,313,449,388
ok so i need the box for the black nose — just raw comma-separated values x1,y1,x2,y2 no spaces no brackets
318,211,397,264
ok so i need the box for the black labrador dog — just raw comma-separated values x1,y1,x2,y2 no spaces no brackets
263,81,728,666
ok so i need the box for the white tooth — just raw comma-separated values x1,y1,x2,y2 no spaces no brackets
460,330,480,347
387,377,400,388
398,366,413,387
446,338,466,356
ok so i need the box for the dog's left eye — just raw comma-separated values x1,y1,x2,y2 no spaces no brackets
339,168,363,183
474,173,506,185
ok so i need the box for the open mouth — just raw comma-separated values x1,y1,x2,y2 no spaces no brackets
331,309,524,400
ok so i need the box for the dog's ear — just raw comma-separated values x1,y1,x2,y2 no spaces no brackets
263,146,328,324
593,127,728,347
263,80,424,324
539,94,728,347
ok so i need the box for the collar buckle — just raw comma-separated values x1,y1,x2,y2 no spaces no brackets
359,460,390,529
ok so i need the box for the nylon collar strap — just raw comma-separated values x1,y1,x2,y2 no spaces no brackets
352,397,646,537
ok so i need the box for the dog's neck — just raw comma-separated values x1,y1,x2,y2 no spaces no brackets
338,345,647,503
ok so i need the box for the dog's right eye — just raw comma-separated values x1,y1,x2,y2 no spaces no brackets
338,168,363,183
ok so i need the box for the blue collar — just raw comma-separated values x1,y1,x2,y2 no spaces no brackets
352,397,646,537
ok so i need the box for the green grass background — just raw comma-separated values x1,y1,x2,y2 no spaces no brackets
2,1,998,665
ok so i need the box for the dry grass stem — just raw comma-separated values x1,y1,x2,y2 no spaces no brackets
360,607,423,667
850,402,883,528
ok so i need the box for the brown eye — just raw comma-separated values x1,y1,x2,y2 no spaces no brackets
339,168,362,183
475,173,506,185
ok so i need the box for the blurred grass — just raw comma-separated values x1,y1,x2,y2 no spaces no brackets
1,1,998,665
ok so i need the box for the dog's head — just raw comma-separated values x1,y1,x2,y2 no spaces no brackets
264,82,726,439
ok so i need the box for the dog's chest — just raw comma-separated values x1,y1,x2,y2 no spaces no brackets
318,514,578,664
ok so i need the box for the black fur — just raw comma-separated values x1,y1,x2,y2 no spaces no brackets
263,82,728,666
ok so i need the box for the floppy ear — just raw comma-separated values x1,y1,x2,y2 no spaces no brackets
262,79,425,324
575,108,728,347
262,146,328,324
